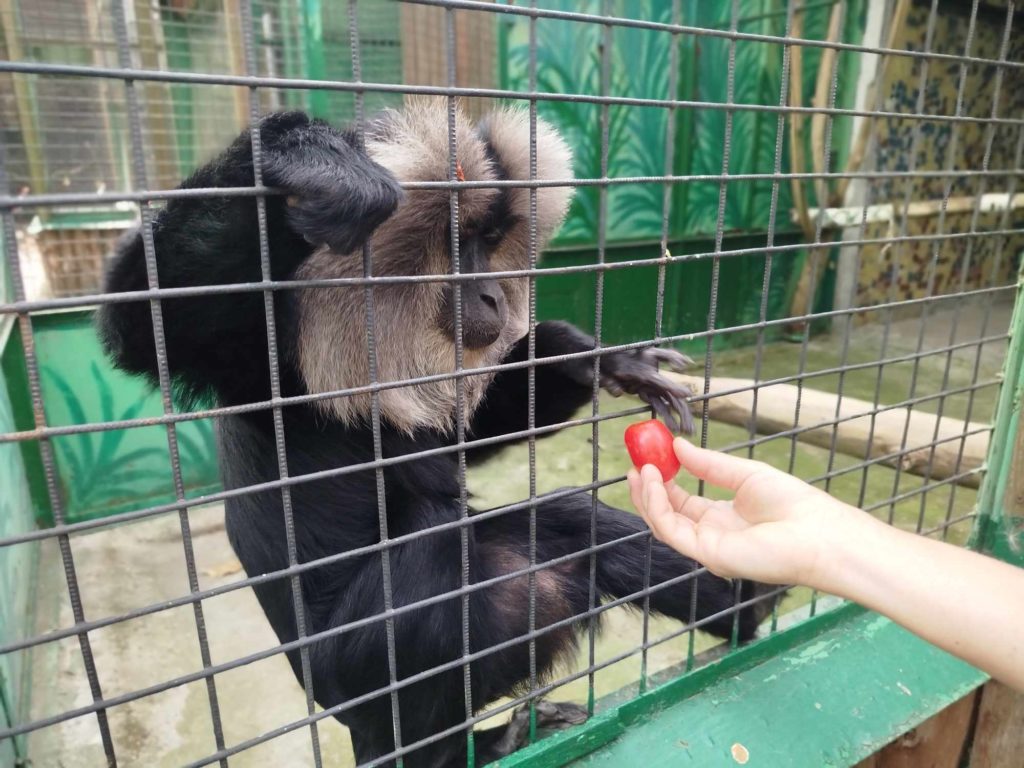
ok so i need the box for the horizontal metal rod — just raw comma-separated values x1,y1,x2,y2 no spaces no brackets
2,168,1021,210
2,228,1018,317
921,511,977,538
1,290,1012,450
863,468,984,512
1,61,1021,128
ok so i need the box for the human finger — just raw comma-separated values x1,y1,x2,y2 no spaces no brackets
641,474,698,554
673,438,771,492
627,468,646,518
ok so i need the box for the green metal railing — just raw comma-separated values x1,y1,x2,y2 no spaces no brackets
497,263,1024,766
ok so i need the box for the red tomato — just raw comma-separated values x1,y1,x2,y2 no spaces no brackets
624,419,680,481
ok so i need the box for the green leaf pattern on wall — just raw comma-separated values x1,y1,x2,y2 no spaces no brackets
501,0,860,244
28,311,222,524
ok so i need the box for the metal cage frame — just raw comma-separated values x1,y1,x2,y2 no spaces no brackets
1,0,1023,766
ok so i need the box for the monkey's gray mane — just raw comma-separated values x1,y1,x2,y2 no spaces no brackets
294,98,574,435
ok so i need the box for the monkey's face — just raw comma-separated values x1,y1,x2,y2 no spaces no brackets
295,99,573,434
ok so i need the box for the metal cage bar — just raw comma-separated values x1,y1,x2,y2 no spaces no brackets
0,0,1021,765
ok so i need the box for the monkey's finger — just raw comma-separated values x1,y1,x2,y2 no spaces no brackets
600,374,625,396
667,388,694,435
647,394,681,434
647,348,694,372
647,381,691,435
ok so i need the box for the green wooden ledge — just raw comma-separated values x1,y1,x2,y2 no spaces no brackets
492,603,986,768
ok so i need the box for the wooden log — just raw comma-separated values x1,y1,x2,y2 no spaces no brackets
855,691,978,768
970,681,1024,768
669,374,988,489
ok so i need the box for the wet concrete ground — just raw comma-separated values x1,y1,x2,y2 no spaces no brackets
26,297,1013,766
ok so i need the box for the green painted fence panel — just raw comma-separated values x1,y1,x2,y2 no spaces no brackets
0,322,38,767
491,606,986,768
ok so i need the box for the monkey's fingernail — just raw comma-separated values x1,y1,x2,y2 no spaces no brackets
286,195,300,207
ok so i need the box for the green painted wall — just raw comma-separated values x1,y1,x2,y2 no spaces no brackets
0,320,38,767
0,220,36,766
24,311,220,526
502,0,863,346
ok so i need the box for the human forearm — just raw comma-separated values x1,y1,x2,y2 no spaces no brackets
816,512,1024,691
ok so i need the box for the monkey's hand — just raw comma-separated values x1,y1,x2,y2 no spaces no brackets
598,348,695,435
259,112,403,254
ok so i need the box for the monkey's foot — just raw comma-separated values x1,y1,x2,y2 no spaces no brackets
480,700,588,761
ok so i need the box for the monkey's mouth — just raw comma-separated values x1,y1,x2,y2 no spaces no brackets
438,280,509,350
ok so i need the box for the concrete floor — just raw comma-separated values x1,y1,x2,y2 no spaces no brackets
25,296,1013,767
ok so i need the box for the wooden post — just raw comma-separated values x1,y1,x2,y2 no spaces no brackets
855,692,978,768
969,681,1024,768
132,0,182,188
223,0,252,127
0,0,47,193
399,2,495,118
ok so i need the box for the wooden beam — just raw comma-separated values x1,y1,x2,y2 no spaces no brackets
855,691,978,768
970,681,1024,768
669,373,988,488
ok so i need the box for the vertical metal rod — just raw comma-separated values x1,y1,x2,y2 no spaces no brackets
921,3,1015,536
110,1,227,761
823,10,897,500
786,0,847,619
856,0,942,513
0,131,117,768
441,7,475,765
749,0,798,635
945,123,1024,538
701,0,740,644
526,0,541,740
240,0,323,762
641,0,681,695
885,0,981,527
346,2,405,761
587,0,613,717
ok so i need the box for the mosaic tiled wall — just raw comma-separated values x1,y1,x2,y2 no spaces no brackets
855,0,1024,309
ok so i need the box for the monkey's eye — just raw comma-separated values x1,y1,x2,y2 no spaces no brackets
482,228,504,246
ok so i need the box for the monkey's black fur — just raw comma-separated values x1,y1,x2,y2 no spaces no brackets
98,112,773,767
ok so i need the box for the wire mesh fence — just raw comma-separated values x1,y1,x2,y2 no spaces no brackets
0,0,1022,766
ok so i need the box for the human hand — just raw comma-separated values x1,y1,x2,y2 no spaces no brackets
627,438,864,588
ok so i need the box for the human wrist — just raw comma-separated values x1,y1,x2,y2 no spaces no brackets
804,501,888,596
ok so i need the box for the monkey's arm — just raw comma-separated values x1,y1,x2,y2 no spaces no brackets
98,111,401,406
467,321,693,463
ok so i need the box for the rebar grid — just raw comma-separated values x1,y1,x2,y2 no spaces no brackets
1,0,1022,765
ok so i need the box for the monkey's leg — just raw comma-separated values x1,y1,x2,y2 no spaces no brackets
576,493,779,641
481,491,779,642
473,700,589,765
